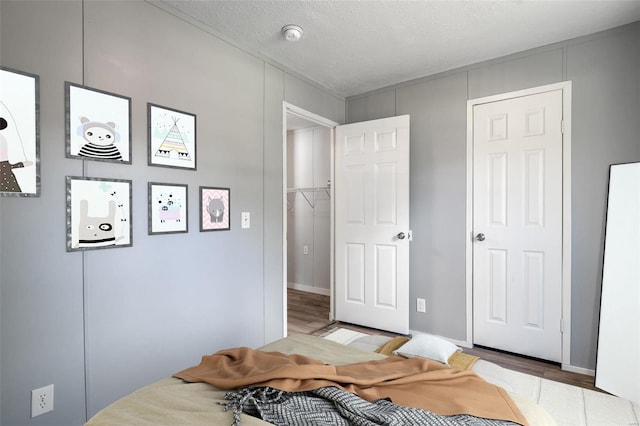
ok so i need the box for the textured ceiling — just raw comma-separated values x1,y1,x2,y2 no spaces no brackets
158,0,640,98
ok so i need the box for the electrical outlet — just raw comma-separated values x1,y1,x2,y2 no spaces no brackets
303,245,309,255
31,384,54,417
416,298,426,313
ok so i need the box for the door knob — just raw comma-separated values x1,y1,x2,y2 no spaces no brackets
476,233,486,241
396,232,406,240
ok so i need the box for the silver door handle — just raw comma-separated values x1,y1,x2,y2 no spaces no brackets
396,232,406,240
476,233,485,241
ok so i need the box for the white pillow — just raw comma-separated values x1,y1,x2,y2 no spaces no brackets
393,333,461,365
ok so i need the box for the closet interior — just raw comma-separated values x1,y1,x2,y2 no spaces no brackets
286,120,331,299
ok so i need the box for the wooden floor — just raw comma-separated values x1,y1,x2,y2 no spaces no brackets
287,288,334,335
287,288,602,392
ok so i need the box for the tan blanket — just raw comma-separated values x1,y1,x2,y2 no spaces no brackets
174,346,528,426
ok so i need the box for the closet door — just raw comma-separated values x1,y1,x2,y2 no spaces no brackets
472,89,563,362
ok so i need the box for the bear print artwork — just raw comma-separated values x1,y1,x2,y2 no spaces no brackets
77,116,122,161
0,116,34,193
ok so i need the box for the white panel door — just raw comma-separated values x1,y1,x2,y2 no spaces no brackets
335,115,410,334
473,90,563,362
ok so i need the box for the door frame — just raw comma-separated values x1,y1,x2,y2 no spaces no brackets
282,102,339,336
464,82,575,371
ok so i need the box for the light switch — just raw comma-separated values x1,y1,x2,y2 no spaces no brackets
241,212,250,229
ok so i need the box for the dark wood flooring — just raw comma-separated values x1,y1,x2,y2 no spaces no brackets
287,288,602,392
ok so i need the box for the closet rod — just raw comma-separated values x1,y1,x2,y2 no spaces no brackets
287,186,331,208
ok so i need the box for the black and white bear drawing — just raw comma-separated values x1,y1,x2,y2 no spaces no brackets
77,116,122,161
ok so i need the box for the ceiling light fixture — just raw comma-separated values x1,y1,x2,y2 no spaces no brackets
282,24,303,42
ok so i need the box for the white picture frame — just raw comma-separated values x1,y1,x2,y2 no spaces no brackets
148,182,188,235
148,103,197,170
65,82,132,164
66,176,133,251
0,67,40,196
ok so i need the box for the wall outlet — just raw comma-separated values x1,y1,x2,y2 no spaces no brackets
31,384,54,417
416,298,426,313
303,245,309,255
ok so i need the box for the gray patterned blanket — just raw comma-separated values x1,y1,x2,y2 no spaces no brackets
222,386,520,426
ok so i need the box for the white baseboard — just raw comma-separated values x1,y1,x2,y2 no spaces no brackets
409,329,469,347
287,282,330,296
410,329,595,376
562,363,595,376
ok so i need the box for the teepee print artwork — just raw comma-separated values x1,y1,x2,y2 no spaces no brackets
148,103,197,170
155,117,191,160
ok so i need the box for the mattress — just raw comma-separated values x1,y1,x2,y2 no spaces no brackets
345,332,640,426
86,334,555,425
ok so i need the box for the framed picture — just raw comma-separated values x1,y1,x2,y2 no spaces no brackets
65,82,132,163
0,67,40,196
148,182,188,235
148,103,196,170
66,176,132,251
199,186,230,231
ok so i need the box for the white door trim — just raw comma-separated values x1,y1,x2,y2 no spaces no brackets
282,102,339,337
464,82,573,370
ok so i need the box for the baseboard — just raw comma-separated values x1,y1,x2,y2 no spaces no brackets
410,330,595,376
287,282,330,296
562,363,595,376
408,329,469,347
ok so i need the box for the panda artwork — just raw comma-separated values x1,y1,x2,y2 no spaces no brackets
77,116,122,161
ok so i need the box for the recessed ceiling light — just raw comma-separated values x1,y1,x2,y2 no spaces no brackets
282,24,303,42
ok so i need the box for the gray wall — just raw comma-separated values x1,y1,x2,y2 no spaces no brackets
0,1,344,425
347,22,640,370
1,2,637,424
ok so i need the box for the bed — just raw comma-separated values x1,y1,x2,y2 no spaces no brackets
86,333,557,425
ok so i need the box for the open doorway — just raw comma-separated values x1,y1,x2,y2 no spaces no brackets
283,103,338,336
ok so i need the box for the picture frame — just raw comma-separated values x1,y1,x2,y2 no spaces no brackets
148,182,188,235
148,103,197,170
66,176,133,251
65,82,132,164
199,186,230,231
0,67,40,196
